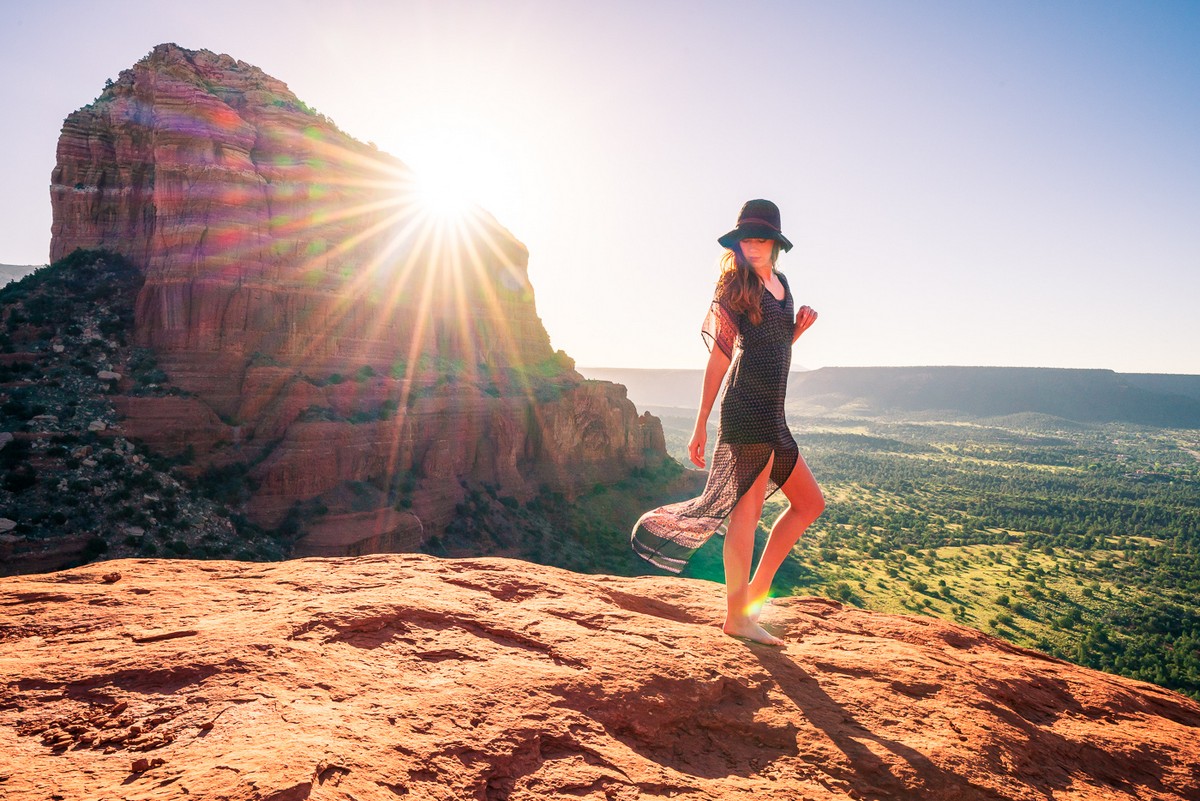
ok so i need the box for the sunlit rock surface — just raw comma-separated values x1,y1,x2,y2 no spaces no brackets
48,44,668,551
51,44,549,378
2,555,1198,800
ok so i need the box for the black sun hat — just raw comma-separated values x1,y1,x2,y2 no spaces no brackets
717,198,793,252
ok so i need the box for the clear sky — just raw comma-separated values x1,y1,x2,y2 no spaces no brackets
2,0,1197,374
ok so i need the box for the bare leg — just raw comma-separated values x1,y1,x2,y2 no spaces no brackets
747,454,825,621
722,453,783,645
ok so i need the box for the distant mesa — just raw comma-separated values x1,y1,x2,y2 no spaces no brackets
0,265,39,286
32,42,670,564
585,366,1200,428
789,366,1200,427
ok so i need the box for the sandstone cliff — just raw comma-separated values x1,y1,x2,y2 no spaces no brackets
2,555,1197,800
0,251,684,576
47,44,670,553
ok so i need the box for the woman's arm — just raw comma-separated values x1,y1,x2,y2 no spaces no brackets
793,305,818,343
688,345,732,468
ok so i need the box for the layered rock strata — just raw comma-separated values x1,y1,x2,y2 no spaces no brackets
2,555,1198,800
49,44,668,550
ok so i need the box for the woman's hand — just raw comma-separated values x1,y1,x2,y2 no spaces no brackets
793,305,818,342
690,338,729,469
688,427,707,468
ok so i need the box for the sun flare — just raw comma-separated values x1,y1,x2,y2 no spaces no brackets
410,164,477,221
400,127,495,223
381,116,527,235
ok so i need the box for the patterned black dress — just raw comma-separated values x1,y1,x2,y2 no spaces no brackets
631,272,799,572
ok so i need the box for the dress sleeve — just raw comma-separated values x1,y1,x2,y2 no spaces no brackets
701,286,739,358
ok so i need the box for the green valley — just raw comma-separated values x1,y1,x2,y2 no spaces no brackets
667,411,1200,701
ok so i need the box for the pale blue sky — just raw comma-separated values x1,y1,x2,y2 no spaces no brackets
2,0,1197,373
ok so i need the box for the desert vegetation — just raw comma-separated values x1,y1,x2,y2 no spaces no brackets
0,252,294,570
662,412,1200,700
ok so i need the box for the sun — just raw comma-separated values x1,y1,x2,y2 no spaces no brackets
398,123,497,223
380,117,526,234
410,160,477,221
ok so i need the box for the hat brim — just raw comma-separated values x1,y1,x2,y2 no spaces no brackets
717,224,793,252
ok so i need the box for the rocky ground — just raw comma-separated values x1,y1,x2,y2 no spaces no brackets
2,554,1197,800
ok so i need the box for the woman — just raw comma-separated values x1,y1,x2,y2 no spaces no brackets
631,199,824,645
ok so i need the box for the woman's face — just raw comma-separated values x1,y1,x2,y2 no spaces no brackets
739,238,775,270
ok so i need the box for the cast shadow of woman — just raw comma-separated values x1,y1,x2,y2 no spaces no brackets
744,646,997,799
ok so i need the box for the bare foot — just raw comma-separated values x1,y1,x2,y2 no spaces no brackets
723,618,785,646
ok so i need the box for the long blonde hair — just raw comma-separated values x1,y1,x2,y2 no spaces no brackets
717,242,781,326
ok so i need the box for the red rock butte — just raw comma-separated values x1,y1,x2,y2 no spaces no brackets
49,43,667,552
2,555,1198,800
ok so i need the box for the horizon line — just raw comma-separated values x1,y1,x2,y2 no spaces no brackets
579,365,1200,377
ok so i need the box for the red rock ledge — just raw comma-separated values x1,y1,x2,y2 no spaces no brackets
1,555,1197,800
